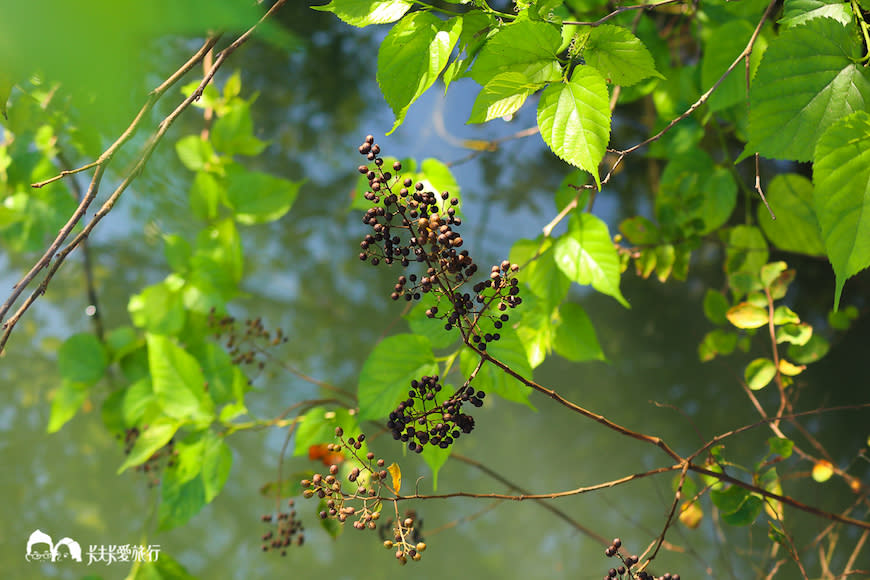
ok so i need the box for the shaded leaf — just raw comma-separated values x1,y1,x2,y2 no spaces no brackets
552,302,605,362
358,334,437,421
758,175,825,256
225,168,302,225
58,332,108,383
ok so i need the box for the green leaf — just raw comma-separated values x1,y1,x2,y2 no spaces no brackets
47,380,91,433
726,225,769,277
294,407,361,456
619,215,660,245
553,212,628,307
121,378,158,428
191,218,244,296
175,135,215,172
129,280,187,335
312,0,412,27
58,332,108,383
698,329,739,361
552,302,605,362
225,168,302,225
404,294,458,349
202,434,233,502
420,158,462,215
537,66,611,189
772,305,800,325
129,552,197,580
655,243,675,282
174,432,207,484
726,302,768,329
460,325,535,407
758,174,825,255
468,72,540,124
211,101,269,156
470,20,562,87
515,298,554,368
421,444,451,491
147,334,214,423
703,289,730,326
768,436,794,459
163,234,191,274
357,334,438,421
711,485,750,514
743,18,870,162
701,21,766,111
117,418,181,473
159,465,207,531
584,24,663,86
721,494,764,526
656,150,737,236
828,305,859,330
377,12,462,134
780,0,853,28
509,236,570,312
812,110,870,310
189,171,222,221
788,333,830,363
745,357,777,390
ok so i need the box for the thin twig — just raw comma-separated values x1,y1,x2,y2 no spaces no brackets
563,0,685,27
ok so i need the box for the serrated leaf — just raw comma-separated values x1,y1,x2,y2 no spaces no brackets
553,212,628,307
743,18,870,162
312,0,412,27
58,332,108,383
584,24,663,86
377,12,462,134
701,21,766,111
552,302,605,362
358,334,437,421
468,72,540,123
146,334,214,422
780,0,853,27
758,174,825,256
812,110,870,310
726,302,768,329
537,66,611,189
745,357,776,390
470,20,562,87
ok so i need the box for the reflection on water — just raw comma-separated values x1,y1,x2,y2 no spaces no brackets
1,4,868,580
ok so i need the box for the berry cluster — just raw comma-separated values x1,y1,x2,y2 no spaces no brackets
118,426,176,487
603,538,680,580
387,374,482,453
356,135,522,349
260,500,304,556
208,308,288,371
380,510,426,565
301,428,387,532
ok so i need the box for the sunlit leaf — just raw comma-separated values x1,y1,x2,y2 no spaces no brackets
619,215,660,245
117,418,180,473
698,329,738,362
788,333,830,363
777,358,805,376
358,334,438,421
743,18,870,162
460,325,535,407
552,302,605,362
377,12,462,133
679,501,703,528
775,322,812,345
47,380,91,434
780,0,853,27
812,110,870,310
583,24,663,87
812,459,834,482
225,168,302,225
553,212,628,307
537,66,611,189
387,462,402,494
58,333,108,384
509,236,570,312
312,0,412,27
726,303,768,329
468,72,541,124
147,334,214,423
470,19,562,86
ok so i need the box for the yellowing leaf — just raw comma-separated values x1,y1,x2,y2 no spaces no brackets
726,303,769,329
679,501,703,529
812,460,834,482
778,359,805,376
387,462,402,495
